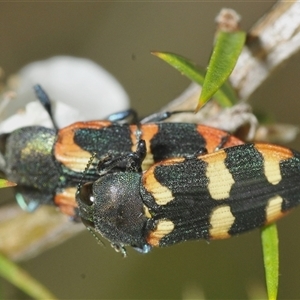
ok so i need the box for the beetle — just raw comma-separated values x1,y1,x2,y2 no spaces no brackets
0,121,243,217
76,139,300,255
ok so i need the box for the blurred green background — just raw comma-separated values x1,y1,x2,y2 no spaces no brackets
2,2,300,299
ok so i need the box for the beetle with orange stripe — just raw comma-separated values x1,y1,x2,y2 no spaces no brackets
76,139,300,256
1,120,243,218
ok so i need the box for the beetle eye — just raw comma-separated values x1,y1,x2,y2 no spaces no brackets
77,182,94,206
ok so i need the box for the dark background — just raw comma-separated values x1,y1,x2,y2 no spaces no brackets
2,2,300,299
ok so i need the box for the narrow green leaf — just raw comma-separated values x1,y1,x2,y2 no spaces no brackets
152,51,237,107
261,224,279,300
0,179,16,188
196,30,246,111
0,252,57,300
152,51,205,84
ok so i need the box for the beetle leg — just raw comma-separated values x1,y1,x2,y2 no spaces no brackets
133,244,152,254
111,243,127,257
106,109,138,124
184,147,208,159
33,84,59,130
140,110,194,123
97,140,147,175
214,134,231,151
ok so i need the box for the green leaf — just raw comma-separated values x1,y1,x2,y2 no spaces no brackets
0,252,57,299
152,51,206,83
196,30,246,111
0,179,16,188
261,224,279,300
152,51,237,107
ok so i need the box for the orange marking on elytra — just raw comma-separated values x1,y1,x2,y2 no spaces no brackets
197,125,244,153
255,143,294,185
209,205,235,239
55,121,111,172
54,187,78,216
264,195,291,225
143,158,185,205
146,219,175,247
130,124,159,170
201,150,234,200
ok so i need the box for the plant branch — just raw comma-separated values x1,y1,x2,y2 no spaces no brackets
161,1,300,113
1,0,300,261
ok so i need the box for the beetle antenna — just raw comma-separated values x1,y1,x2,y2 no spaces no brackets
76,152,97,194
87,227,106,248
